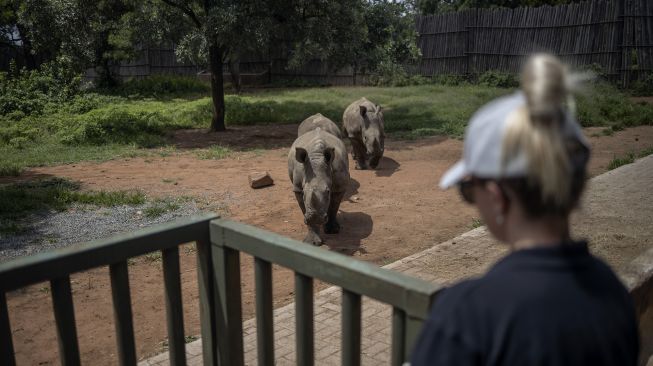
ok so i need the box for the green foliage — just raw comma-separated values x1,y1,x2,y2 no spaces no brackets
367,62,428,87
0,178,145,233
0,163,22,177
0,59,81,116
107,75,210,97
630,73,653,97
477,71,519,88
195,145,232,160
2,82,651,173
607,153,635,170
143,198,182,218
576,81,653,129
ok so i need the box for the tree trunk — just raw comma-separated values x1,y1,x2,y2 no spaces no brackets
228,58,242,93
208,42,226,132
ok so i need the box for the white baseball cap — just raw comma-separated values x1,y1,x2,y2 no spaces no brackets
439,91,589,189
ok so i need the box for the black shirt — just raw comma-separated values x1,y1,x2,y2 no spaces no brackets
410,242,639,366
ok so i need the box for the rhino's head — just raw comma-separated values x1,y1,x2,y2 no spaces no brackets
295,143,335,225
360,104,385,169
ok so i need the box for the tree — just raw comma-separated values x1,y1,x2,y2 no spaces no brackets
159,0,371,132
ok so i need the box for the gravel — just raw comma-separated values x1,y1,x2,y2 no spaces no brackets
0,202,203,261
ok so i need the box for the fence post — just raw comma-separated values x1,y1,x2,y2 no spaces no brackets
196,237,218,366
211,224,245,366
617,0,627,87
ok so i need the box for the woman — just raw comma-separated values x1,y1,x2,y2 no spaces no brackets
411,54,639,365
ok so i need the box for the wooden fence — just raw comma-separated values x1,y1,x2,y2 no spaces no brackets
0,215,440,366
413,0,652,86
88,0,652,87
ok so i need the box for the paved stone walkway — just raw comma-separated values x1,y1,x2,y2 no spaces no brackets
140,155,653,365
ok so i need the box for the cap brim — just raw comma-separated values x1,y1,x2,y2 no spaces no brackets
439,160,468,189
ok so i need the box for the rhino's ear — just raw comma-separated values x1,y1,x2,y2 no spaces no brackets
359,105,367,117
324,147,335,164
376,105,382,113
295,147,308,163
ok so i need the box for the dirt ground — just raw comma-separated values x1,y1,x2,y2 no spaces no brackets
4,125,653,365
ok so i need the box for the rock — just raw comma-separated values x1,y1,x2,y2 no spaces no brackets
249,171,274,189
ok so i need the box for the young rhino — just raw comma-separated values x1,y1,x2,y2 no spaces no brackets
298,113,342,138
343,97,385,169
288,128,350,245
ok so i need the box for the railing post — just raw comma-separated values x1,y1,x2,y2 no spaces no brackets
391,307,406,366
162,247,186,366
342,289,361,366
255,257,275,365
211,224,244,366
109,261,137,366
0,291,16,366
196,238,218,366
295,272,314,366
404,315,425,362
51,276,81,366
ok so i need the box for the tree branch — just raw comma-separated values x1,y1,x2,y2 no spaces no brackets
159,0,203,28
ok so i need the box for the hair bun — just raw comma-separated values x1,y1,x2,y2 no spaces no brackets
521,54,569,126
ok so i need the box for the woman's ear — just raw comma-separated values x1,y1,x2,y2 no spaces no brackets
485,181,510,216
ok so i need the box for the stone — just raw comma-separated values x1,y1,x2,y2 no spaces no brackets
248,171,274,189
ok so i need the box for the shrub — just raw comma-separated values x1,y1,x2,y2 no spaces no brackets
576,81,653,128
0,58,81,117
55,108,168,147
630,72,653,97
367,62,427,87
478,71,519,88
107,75,210,97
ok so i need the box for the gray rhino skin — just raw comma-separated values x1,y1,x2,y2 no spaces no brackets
288,127,350,245
298,113,342,138
343,97,385,169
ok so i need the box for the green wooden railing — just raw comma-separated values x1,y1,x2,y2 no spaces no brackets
0,214,441,366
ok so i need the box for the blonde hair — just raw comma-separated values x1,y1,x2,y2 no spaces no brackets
502,54,575,210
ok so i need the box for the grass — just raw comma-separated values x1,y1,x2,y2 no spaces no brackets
0,178,145,234
470,218,484,229
607,146,653,170
143,198,181,218
196,145,233,160
1,81,651,173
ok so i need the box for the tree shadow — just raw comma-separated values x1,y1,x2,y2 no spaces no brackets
344,177,360,202
374,157,400,177
324,210,373,256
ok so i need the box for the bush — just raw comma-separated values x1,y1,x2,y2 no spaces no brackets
107,75,210,97
367,62,427,87
576,81,653,128
0,59,81,117
477,71,519,88
430,74,469,86
55,108,168,147
630,72,653,97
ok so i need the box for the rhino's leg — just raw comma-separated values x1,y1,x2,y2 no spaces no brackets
294,192,306,215
325,191,345,234
304,224,323,246
350,138,368,170
296,192,323,245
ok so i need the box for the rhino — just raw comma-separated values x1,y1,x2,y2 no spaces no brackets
298,113,342,138
288,127,350,245
343,97,385,169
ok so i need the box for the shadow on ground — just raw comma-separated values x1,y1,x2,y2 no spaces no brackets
375,157,401,177
324,210,373,256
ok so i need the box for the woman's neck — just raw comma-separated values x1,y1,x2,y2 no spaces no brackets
506,215,571,251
